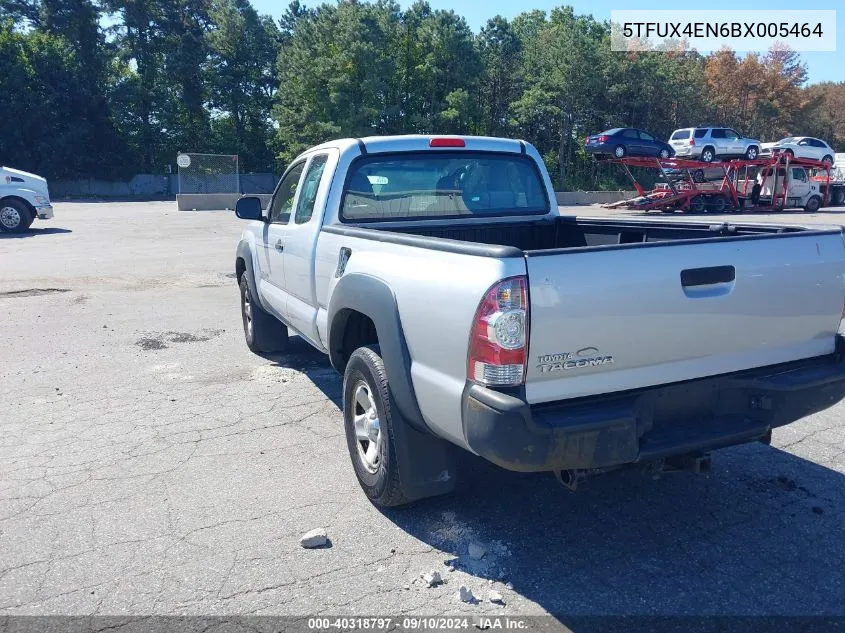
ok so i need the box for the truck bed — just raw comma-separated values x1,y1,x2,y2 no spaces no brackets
326,216,845,404
337,215,812,254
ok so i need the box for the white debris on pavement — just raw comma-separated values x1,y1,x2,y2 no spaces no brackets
489,590,505,605
422,570,443,587
458,585,476,603
299,527,328,548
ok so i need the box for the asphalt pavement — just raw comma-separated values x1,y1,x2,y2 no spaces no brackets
1,201,844,621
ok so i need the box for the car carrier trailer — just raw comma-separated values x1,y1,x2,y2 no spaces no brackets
603,155,838,213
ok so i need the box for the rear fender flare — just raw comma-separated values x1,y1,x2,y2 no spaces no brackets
328,274,427,432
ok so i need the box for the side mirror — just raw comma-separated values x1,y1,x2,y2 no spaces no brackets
235,196,263,220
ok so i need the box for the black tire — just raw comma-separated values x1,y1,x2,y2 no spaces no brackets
0,199,33,233
614,145,626,158
783,149,794,160
832,188,845,206
700,147,716,163
692,169,705,183
659,148,671,159
343,345,412,507
804,195,821,213
822,155,833,165
708,195,727,213
238,275,288,353
689,196,706,213
745,146,759,160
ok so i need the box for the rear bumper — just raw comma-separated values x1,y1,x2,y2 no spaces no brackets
672,147,700,157
461,351,845,472
35,204,53,219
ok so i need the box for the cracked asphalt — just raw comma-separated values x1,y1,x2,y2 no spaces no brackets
1,201,844,619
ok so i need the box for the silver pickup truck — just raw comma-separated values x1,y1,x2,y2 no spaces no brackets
234,135,845,507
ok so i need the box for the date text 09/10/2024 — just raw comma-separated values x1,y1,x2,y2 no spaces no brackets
305,617,529,630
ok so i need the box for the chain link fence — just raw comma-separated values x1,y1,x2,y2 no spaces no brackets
177,153,240,194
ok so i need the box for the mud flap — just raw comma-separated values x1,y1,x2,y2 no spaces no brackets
390,408,457,502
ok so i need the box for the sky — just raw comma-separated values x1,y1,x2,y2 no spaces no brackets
252,0,843,84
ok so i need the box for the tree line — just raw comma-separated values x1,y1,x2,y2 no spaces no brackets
1,0,844,190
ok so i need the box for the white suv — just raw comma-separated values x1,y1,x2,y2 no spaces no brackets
669,127,761,163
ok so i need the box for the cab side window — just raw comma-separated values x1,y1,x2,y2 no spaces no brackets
269,161,305,224
792,168,807,182
295,155,329,224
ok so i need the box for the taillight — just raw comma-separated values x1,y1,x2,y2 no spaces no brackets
689,138,695,146
468,277,528,386
598,135,608,143
429,138,465,148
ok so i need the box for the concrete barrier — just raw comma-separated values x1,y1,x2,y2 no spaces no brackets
177,193,273,211
556,191,636,205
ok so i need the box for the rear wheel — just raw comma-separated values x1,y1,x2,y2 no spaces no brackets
343,345,442,507
832,188,845,206
804,195,821,213
614,145,626,158
700,147,716,163
0,199,33,233
708,195,727,213
689,196,706,213
239,275,288,353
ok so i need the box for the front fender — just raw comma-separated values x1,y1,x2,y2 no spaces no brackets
236,239,269,312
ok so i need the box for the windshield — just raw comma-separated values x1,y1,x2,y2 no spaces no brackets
778,137,798,144
341,152,548,221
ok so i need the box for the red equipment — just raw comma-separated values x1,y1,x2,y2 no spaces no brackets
601,154,833,214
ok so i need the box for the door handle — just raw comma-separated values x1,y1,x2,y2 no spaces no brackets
681,265,735,287
275,239,284,252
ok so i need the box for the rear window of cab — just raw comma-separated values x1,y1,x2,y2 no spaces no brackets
340,152,549,222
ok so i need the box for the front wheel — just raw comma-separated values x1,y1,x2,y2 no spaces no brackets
804,195,821,213
745,146,759,160
659,148,671,159
822,155,833,165
0,200,33,233
239,275,288,353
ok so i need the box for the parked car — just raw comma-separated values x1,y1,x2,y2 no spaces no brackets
0,166,54,232
669,127,761,162
760,137,835,164
585,128,674,159
234,134,845,507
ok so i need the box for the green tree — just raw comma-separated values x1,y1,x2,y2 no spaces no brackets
207,0,279,171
